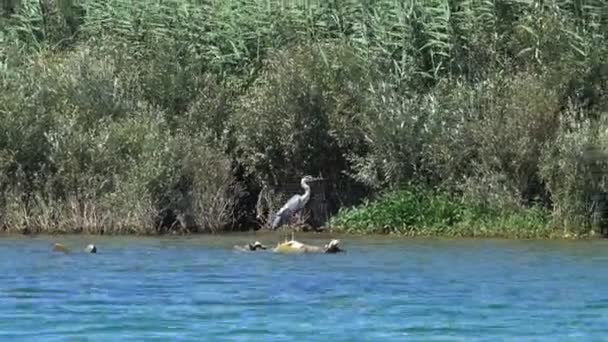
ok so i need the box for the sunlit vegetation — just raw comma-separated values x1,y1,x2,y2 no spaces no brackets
1,0,607,236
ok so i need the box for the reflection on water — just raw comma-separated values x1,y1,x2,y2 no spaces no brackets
1,233,608,340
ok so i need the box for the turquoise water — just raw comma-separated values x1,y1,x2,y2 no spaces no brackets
2,234,608,341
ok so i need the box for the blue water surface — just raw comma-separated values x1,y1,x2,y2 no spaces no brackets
1,234,608,341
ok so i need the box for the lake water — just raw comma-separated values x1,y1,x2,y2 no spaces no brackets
1,233,608,341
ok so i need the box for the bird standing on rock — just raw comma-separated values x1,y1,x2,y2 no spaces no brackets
271,175,319,230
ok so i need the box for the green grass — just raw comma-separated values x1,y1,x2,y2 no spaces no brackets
328,187,567,239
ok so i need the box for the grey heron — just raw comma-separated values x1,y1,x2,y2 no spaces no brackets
271,175,317,230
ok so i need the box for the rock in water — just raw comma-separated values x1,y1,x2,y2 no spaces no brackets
52,243,69,254
84,244,97,253
273,239,344,254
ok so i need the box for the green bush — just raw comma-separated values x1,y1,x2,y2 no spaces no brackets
540,112,608,234
459,72,560,204
329,188,465,234
0,45,239,234
1,0,608,235
229,44,369,190
330,187,554,238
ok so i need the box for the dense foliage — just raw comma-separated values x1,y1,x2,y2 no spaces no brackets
329,187,555,238
0,0,607,235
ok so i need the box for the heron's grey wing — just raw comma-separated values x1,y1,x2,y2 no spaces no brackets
271,195,302,229
276,195,302,215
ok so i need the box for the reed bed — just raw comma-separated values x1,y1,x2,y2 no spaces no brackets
0,0,607,235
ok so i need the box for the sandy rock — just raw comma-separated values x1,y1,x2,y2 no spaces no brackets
52,243,69,254
273,239,344,254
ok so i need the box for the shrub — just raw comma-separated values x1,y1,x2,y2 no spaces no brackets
540,110,608,234
345,83,442,189
460,72,560,204
229,44,370,194
166,135,240,233
1,0,608,235
330,187,554,238
0,44,239,234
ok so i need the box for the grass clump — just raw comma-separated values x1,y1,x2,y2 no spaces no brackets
329,187,556,239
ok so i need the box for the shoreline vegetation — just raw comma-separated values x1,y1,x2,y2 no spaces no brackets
1,1,607,238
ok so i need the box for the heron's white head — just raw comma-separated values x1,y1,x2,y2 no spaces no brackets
301,175,320,185
301,175,314,186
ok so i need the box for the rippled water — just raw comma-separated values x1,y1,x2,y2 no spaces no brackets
2,234,608,340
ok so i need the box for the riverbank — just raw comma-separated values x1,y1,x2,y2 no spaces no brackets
1,1,607,238
327,188,599,240
0,226,600,241
0,186,595,240
0,187,596,240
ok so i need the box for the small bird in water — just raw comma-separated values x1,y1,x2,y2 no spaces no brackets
84,244,97,253
234,241,267,252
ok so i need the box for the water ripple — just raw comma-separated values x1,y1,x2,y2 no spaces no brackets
1,236,608,340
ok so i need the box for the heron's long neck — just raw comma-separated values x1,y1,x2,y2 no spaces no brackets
301,180,311,203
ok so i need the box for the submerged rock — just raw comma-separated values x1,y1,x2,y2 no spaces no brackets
52,243,69,254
